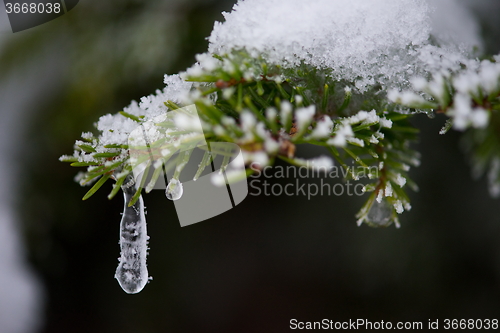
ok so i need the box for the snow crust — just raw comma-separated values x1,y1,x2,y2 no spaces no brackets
208,0,470,90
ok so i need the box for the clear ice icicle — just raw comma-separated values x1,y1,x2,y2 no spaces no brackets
165,178,183,200
115,183,149,294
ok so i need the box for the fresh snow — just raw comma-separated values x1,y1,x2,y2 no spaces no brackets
208,0,471,91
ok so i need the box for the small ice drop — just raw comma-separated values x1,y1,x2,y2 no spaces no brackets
365,199,393,227
165,178,183,201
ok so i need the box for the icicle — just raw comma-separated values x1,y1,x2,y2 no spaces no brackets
165,178,183,200
115,182,149,294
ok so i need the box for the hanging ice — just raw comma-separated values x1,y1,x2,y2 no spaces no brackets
115,183,149,294
365,198,393,227
165,178,183,201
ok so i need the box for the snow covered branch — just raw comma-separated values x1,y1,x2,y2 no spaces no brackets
59,0,500,293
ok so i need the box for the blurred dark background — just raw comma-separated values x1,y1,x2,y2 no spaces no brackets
0,1,499,332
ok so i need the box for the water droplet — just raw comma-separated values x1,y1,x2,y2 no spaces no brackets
115,183,149,294
365,199,393,227
165,178,183,200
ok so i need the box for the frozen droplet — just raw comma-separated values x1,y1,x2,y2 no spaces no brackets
365,199,393,227
165,178,183,201
115,184,149,294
